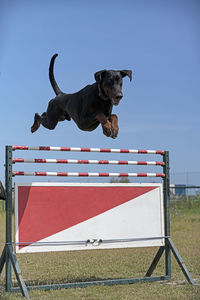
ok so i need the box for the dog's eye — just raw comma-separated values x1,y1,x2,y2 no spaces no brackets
108,79,114,86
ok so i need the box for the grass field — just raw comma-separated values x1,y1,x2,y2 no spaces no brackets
0,197,200,299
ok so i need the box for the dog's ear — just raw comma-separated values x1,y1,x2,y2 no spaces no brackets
94,70,107,83
119,70,132,81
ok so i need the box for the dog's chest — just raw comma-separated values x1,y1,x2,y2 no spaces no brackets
95,100,112,117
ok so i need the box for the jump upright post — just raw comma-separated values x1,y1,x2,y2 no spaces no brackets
0,145,194,299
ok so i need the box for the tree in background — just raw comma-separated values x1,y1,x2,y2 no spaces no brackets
110,177,130,183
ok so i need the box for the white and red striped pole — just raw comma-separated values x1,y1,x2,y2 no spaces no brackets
12,171,165,177
12,158,165,166
12,145,165,155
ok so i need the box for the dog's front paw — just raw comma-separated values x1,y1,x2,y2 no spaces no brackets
102,121,112,137
111,127,119,139
110,123,119,139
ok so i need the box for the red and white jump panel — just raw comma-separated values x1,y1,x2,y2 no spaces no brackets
15,183,165,253
13,171,165,177
13,158,165,166
12,145,165,155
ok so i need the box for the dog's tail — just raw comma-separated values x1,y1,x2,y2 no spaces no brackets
49,53,63,95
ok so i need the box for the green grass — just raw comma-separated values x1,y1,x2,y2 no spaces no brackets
0,198,200,300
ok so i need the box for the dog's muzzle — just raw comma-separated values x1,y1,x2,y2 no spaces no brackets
112,94,123,106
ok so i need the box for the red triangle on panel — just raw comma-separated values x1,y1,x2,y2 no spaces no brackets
18,185,157,249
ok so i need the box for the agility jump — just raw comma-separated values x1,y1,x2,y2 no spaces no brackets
0,145,194,299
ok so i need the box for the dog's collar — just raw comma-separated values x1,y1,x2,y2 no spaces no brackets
98,83,109,101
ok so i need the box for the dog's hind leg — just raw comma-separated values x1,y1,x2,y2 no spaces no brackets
31,113,41,133
58,112,71,121
31,99,62,133
41,112,59,130
31,110,59,133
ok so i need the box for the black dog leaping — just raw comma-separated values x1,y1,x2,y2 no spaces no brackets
31,54,132,138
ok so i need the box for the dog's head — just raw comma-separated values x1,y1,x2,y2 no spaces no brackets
95,69,132,106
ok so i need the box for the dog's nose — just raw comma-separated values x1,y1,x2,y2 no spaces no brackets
116,93,123,100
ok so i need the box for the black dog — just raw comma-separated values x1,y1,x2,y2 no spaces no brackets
31,54,132,138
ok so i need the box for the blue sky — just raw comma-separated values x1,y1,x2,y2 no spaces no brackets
0,0,200,184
